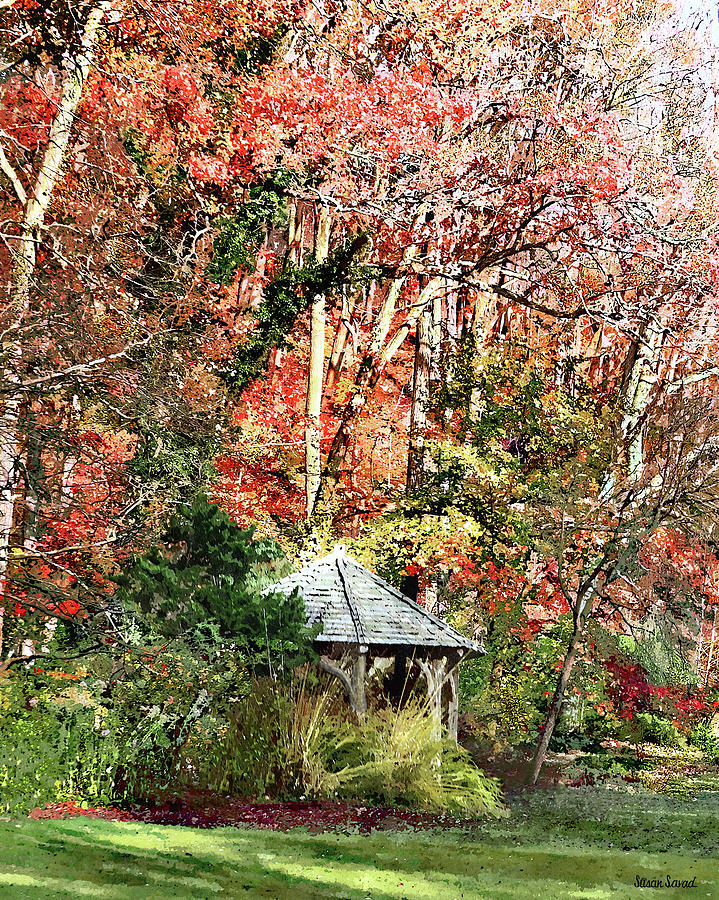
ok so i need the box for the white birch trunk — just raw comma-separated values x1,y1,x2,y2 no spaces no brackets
705,606,717,688
0,1,113,646
621,321,663,487
407,304,432,492
321,277,443,499
704,606,717,687
305,206,332,518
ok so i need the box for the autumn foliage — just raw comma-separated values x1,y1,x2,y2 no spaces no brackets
2,0,719,800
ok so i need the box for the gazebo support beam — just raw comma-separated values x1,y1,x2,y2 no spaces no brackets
319,656,352,698
447,666,459,742
319,647,368,715
351,650,367,715
418,656,446,741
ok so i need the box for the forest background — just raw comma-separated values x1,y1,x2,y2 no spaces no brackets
3,0,719,811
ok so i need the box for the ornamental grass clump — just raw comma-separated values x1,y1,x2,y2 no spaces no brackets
284,676,346,798
200,672,346,799
198,672,504,816
325,698,504,816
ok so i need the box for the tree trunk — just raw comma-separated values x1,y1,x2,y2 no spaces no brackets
471,270,498,346
465,270,499,430
407,304,432,492
448,666,459,742
325,289,352,394
316,213,429,502
528,578,598,786
370,244,420,354
621,319,664,486
320,277,442,502
0,0,113,631
706,606,717,687
526,617,583,786
698,596,706,680
305,206,332,518
286,199,304,266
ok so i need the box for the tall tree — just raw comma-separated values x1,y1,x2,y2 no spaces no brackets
1,0,115,647
305,205,332,518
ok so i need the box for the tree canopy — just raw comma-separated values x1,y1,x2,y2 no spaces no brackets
2,0,719,781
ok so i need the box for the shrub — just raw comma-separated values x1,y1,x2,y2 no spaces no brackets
548,729,604,754
192,676,331,798
689,721,719,761
630,712,683,748
464,672,547,752
0,629,251,811
198,675,504,816
567,751,652,780
1,661,504,818
328,698,504,815
114,494,316,675
0,678,121,814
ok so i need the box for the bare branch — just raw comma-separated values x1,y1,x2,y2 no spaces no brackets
665,368,719,394
0,143,27,206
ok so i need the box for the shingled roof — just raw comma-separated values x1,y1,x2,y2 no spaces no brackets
270,546,483,653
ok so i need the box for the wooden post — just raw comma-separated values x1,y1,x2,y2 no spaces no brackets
447,666,459,742
351,649,368,715
319,647,367,716
419,656,446,741
431,657,446,742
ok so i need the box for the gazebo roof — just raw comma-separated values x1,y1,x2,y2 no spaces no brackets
271,546,483,654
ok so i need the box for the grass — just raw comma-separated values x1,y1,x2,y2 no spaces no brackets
1,788,718,899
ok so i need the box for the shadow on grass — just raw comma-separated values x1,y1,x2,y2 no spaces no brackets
2,811,719,900
0,819,406,900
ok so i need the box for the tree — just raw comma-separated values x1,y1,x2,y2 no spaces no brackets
1,0,116,649
525,390,719,784
3,0,719,804
0,0,286,651
114,494,315,674
305,206,332,519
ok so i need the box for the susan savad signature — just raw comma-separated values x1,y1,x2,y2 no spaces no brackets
634,875,697,888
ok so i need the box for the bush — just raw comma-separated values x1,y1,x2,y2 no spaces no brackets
629,712,683,748
192,676,336,799
327,699,504,815
1,661,504,818
198,674,504,817
464,672,546,752
567,751,652,780
0,678,121,814
114,495,316,675
548,729,604,754
689,721,719,761
0,635,249,812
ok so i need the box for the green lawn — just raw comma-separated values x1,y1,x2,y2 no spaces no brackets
1,789,718,899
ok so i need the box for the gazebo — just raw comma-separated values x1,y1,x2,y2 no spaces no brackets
270,546,483,739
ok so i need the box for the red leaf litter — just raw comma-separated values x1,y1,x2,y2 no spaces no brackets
29,796,480,832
